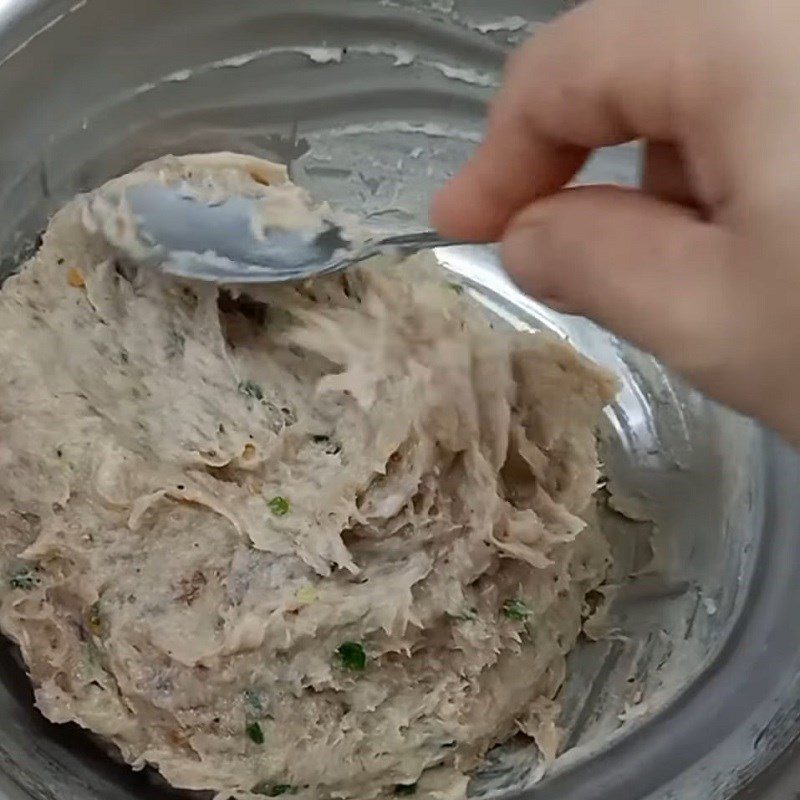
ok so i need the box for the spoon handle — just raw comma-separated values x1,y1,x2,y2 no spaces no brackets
376,230,465,250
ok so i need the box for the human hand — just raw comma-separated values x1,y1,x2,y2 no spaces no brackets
431,0,800,444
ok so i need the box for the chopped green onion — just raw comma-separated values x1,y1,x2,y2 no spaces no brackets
502,598,531,621
165,330,185,359
8,567,39,590
268,496,290,517
238,380,264,401
266,786,294,797
253,784,295,797
448,606,478,622
336,641,367,671
246,721,265,744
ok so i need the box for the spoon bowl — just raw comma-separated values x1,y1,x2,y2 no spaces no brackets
108,181,463,283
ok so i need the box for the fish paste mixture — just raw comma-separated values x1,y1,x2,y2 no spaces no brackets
0,154,617,799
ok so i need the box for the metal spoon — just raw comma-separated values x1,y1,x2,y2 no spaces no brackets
109,181,465,284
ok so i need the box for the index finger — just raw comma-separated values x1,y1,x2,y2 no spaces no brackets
430,0,695,241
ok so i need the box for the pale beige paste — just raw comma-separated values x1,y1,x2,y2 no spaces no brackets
0,154,616,800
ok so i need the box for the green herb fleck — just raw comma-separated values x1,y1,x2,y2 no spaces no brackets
448,606,478,622
266,786,295,797
337,641,367,672
394,783,418,796
268,496,290,517
9,567,39,590
447,282,465,295
502,598,531,622
239,380,264,401
246,721,265,744
165,329,185,359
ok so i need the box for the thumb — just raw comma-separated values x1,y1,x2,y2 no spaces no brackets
501,185,734,376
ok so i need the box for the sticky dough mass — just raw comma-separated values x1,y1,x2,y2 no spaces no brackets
0,154,617,800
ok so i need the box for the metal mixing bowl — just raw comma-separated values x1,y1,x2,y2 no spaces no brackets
0,2,799,799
